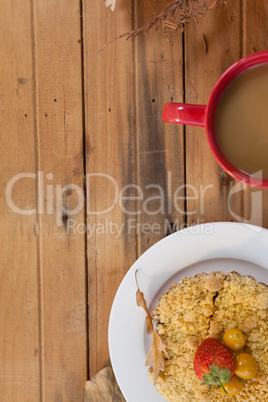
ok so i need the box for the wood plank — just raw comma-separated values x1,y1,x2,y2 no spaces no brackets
135,0,185,254
0,1,40,400
184,0,244,225
83,0,137,376
243,0,268,55
34,0,87,400
243,0,268,229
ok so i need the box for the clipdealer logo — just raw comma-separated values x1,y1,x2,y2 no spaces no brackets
5,171,263,235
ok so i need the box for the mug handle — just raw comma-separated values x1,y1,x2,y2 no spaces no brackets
162,103,206,127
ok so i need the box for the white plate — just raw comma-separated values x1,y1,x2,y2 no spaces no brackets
109,222,268,402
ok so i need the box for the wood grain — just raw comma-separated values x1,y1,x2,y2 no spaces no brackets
135,0,185,255
34,0,87,400
243,0,268,55
0,1,40,400
83,0,137,376
83,0,185,376
184,0,245,225
2,1,268,400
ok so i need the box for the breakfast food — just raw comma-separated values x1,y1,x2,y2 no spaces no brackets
193,337,235,393
149,271,268,401
222,328,245,351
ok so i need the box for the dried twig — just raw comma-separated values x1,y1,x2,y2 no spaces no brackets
100,0,228,51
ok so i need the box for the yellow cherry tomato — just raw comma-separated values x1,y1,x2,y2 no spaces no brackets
220,375,244,395
223,328,245,351
235,353,257,379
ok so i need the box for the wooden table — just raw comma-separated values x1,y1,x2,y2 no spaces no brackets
1,0,268,400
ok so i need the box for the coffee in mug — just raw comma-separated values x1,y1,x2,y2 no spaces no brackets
215,63,268,179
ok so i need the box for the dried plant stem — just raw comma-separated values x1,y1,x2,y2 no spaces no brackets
100,0,228,51
100,0,186,51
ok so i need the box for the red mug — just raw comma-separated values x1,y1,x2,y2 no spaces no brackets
162,51,268,188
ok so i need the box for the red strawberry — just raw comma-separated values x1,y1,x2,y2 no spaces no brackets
194,338,235,394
